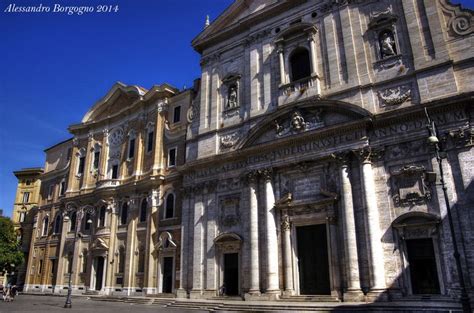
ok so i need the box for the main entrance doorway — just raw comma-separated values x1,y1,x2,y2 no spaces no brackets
223,253,239,296
296,224,330,295
162,257,173,293
406,239,440,294
94,257,104,291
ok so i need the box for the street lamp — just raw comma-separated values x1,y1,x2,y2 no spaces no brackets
62,203,96,309
425,108,472,313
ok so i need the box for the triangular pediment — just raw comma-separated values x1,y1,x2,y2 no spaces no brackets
81,82,147,123
192,0,305,52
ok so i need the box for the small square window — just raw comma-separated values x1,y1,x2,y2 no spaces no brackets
168,148,176,167
173,106,181,123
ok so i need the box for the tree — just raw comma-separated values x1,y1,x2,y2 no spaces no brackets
0,217,24,274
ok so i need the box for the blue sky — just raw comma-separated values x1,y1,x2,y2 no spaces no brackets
0,0,473,218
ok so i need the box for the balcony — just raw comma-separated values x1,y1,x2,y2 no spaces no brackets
278,75,320,107
96,179,121,189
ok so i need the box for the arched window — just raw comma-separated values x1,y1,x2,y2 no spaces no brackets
165,193,175,219
69,212,77,232
42,216,49,236
118,246,125,273
98,205,106,227
53,214,61,234
290,48,311,82
139,199,147,223
120,202,128,225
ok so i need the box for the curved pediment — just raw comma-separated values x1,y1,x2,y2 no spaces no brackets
81,82,147,123
238,100,372,149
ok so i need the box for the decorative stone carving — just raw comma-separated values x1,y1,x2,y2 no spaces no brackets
220,131,241,149
221,74,241,119
274,110,325,138
108,128,124,147
447,127,474,148
331,151,352,166
391,165,433,207
72,137,79,147
187,100,198,123
385,140,428,160
378,84,411,106
227,85,238,109
281,215,291,231
219,196,241,228
156,99,169,113
354,147,384,163
439,0,474,37
260,168,273,182
379,30,397,58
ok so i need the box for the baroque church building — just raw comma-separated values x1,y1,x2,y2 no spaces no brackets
14,0,474,308
180,0,474,303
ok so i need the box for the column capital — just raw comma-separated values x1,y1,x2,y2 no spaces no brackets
246,170,259,184
281,215,291,231
331,151,352,167
353,147,384,164
259,168,273,182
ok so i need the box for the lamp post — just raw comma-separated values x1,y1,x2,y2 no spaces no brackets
425,108,472,313
62,203,96,309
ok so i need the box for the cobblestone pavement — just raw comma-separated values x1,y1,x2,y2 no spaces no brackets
0,295,207,313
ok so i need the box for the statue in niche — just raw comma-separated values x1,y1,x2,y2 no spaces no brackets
291,111,306,131
274,119,284,135
379,30,396,58
227,84,238,109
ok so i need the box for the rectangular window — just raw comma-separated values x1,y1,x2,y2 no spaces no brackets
128,138,136,159
48,185,54,200
39,259,43,274
112,165,119,179
173,106,181,123
93,151,100,170
168,148,176,167
78,156,85,175
22,192,30,203
147,131,154,152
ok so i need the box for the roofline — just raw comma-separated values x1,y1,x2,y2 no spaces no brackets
13,168,44,177
44,137,73,152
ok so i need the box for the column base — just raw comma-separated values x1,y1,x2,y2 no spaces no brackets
244,290,261,301
343,289,365,302
282,290,295,297
176,288,188,298
189,289,203,299
263,290,281,300
143,287,157,295
203,289,217,298
365,288,389,302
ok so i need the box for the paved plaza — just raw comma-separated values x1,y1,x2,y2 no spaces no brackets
0,295,206,313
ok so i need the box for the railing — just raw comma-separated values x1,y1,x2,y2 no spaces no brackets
280,75,317,96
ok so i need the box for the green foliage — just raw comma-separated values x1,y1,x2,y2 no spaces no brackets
0,217,24,273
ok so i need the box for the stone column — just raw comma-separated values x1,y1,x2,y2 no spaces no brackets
333,152,363,300
281,213,294,295
190,189,204,298
144,189,158,295
104,200,118,295
307,29,321,95
276,42,286,85
133,124,144,177
262,169,280,296
356,148,386,293
124,198,138,296
176,188,190,298
152,99,168,174
25,213,38,291
246,171,261,297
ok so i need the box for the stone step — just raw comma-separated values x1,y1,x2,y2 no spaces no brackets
280,295,340,302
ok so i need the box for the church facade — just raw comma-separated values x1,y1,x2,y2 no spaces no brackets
14,0,474,307
179,0,474,303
